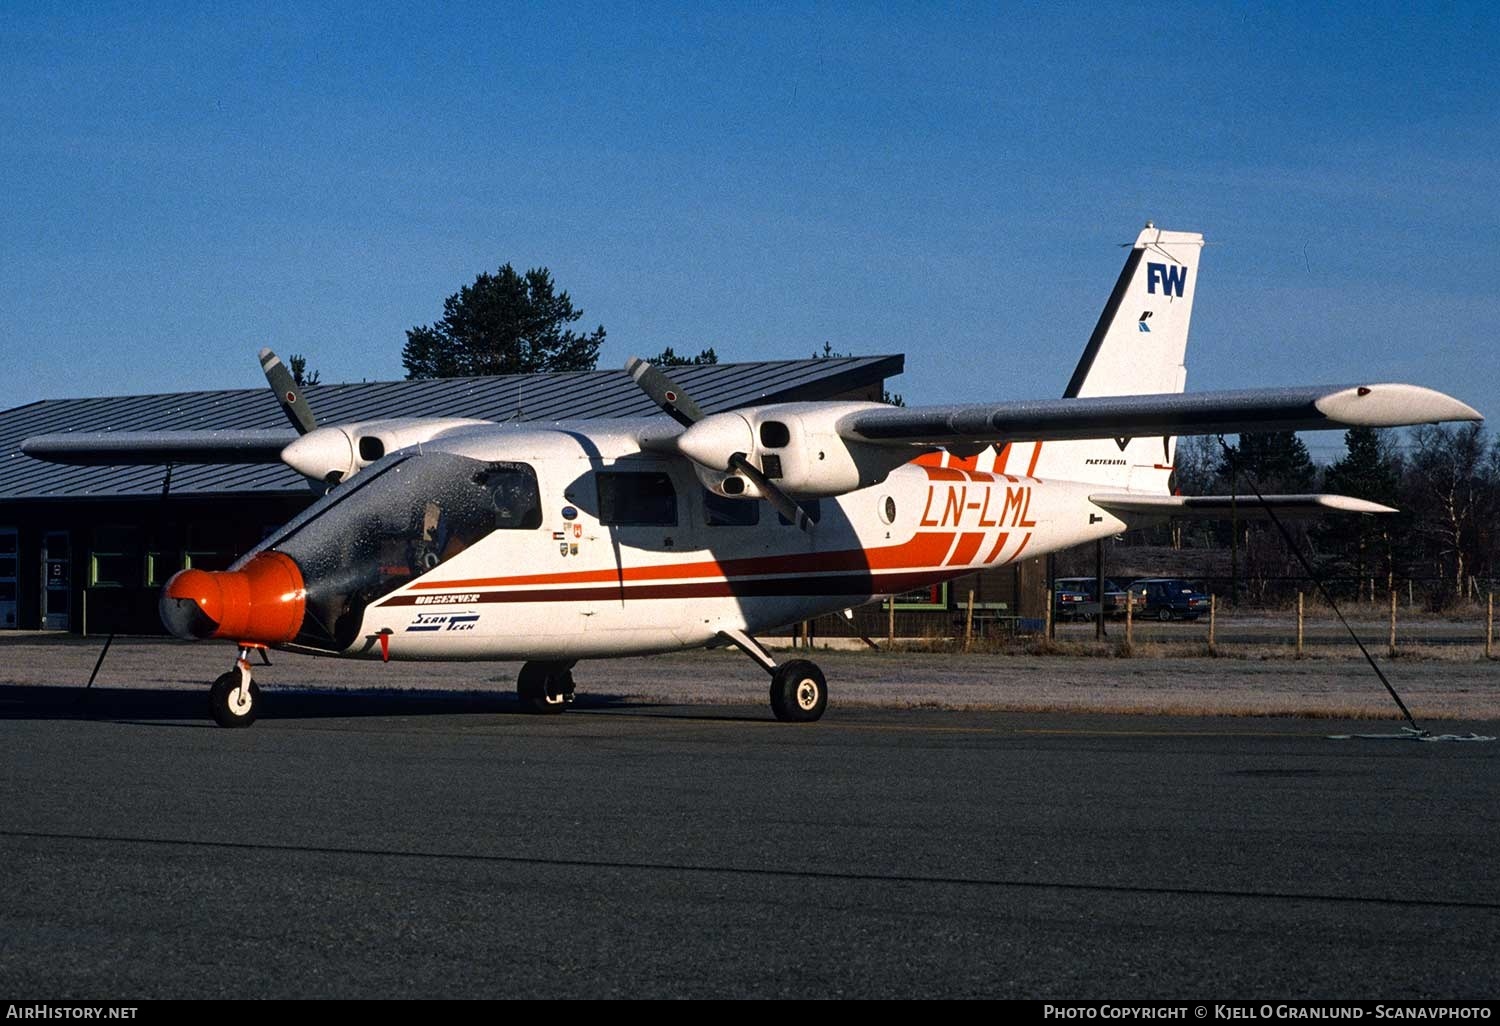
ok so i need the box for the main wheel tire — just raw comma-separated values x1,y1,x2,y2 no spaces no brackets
769,659,827,723
1157,607,1173,622
518,661,569,715
209,672,260,728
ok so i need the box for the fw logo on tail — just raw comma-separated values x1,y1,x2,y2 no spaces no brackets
1147,263,1188,297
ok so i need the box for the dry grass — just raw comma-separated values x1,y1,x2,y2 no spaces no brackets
878,635,1495,663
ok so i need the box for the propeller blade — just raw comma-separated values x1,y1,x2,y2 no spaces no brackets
625,356,706,428
259,348,318,436
729,453,818,533
624,357,812,531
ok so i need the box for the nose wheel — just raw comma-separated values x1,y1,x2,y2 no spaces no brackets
207,645,268,728
517,660,576,714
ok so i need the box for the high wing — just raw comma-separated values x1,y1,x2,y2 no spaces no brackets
20,429,297,465
839,384,1481,448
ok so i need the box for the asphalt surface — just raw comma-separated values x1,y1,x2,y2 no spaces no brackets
2,686,1498,999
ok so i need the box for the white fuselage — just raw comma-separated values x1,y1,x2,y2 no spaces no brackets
335,422,1128,662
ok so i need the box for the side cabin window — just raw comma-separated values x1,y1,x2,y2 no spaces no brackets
703,490,759,527
598,471,678,526
482,463,543,531
777,499,821,527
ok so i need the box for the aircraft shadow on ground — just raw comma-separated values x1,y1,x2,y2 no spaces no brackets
0,685,652,724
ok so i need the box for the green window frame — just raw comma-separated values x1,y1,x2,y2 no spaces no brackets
894,582,948,610
90,526,142,588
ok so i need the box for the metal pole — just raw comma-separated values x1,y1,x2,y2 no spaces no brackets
1208,594,1217,656
1124,592,1133,650
1046,552,1057,641
887,595,895,646
1487,593,1493,660
1095,539,1106,641
1044,590,1053,643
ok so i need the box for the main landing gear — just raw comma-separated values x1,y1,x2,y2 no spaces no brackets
718,629,828,722
517,660,576,714
208,645,267,728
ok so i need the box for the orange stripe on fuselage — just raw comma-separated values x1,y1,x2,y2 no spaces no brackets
414,530,960,591
1026,441,1043,478
983,531,1010,563
948,531,985,566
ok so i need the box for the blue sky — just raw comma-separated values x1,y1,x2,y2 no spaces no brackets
3,3,1496,458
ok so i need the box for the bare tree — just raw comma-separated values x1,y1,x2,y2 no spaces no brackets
1406,423,1491,603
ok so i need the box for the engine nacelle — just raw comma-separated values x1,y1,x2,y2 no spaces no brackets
280,417,488,483
677,403,912,499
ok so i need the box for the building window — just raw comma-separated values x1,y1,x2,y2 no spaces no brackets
895,582,947,610
91,526,142,588
703,490,758,527
146,550,181,587
598,471,678,526
184,522,238,573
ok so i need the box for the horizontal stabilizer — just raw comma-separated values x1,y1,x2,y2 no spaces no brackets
1090,493,1398,519
21,430,297,465
842,384,1481,448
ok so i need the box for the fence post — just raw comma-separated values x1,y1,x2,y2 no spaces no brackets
1296,591,1304,659
1388,589,1397,658
1044,590,1053,643
1124,592,1134,651
964,590,975,653
887,595,895,646
1208,594,1217,657
1487,593,1493,660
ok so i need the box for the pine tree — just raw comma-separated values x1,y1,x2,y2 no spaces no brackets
402,265,605,378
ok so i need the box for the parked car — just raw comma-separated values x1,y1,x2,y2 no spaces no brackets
1052,580,1094,621
1054,577,1130,621
1125,578,1210,621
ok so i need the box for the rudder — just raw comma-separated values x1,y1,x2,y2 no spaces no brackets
1028,224,1205,492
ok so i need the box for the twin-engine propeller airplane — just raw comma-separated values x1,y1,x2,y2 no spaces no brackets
23,225,1482,727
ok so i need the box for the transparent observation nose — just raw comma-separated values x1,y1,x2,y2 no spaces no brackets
159,552,306,644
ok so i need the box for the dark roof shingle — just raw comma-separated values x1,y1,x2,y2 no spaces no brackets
0,356,902,500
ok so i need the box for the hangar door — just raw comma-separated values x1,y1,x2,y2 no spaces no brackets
42,531,69,631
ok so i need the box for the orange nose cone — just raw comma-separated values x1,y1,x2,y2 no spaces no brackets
160,551,306,644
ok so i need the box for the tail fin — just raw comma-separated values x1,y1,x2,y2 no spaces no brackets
1029,224,1205,492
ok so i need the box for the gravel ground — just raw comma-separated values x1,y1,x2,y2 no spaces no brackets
2,633,1496,721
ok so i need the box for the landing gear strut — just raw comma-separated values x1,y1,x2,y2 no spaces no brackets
718,629,828,723
209,645,264,728
517,660,576,714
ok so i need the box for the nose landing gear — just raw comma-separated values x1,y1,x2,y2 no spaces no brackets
517,660,576,714
208,645,267,728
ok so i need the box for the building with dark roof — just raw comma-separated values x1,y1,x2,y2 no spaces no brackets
0,357,902,633
0,352,1048,641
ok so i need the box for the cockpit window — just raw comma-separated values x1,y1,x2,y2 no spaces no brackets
252,453,541,652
